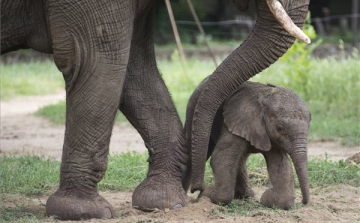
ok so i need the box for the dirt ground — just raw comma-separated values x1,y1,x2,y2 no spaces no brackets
1,93,359,222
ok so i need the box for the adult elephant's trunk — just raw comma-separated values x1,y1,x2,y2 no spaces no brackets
290,139,310,204
190,0,310,192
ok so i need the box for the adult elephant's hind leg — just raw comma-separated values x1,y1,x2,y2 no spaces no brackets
120,4,188,211
45,0,134,220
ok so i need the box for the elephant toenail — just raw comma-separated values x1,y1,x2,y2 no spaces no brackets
173,204,183,210
101,207,112,219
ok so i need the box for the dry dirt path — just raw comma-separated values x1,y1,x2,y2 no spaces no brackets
1,93,359,161
0,92,147,159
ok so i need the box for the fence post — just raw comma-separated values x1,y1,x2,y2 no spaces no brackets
165,0,188,74
186,0,218,67
353,0,359,48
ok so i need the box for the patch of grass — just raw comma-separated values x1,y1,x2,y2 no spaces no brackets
0,201,49,223
211,198,304,218
307,157,360,188
35,100,66,125
98,152,148,191
158,58,217,123
0,153,149,195
206,153,360,189
1,154,358,196
0,61,64,100
0,155,60,196
35,100,127,125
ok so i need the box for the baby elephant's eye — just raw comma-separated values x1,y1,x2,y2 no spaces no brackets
276,125,285,134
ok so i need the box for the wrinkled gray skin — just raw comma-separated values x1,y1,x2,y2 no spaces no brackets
185,81,311,209
189,0,310,194
1,0,308,220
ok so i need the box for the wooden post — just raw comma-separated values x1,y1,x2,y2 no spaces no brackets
186,0,218,67
165,0,187,73
352,0,359,48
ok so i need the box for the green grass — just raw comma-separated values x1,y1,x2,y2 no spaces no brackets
35,101,127,125
1,153,358,196
0,201,50,223
0,61,64,100
35,100,66,125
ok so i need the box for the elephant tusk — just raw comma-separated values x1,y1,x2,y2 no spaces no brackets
266,0,311,44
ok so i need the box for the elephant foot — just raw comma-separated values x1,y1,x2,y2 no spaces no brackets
260,188,295,210
201,185,214,198
202,186,233,205
132,175,187,211
234,188,256,200
46,189,114,220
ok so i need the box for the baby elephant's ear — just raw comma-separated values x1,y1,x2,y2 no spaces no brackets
223,85,271,151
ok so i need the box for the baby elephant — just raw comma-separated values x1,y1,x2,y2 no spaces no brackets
199,81,311,210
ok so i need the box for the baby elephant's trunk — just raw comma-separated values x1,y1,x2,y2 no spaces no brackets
290,137,310,204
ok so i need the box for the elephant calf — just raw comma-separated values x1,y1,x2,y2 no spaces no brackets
189,81,311,210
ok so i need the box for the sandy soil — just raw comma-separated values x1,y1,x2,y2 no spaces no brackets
2,185,359,223
1,93,359,223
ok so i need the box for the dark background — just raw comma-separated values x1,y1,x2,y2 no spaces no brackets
154,0,359,44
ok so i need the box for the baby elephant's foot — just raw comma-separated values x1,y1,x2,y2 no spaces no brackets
234,188,256,200
203,186,233,205
200,185,214,198
46,189,114,220
260,188,295,210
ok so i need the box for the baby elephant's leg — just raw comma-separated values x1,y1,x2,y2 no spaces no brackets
234,153,256,199
207,127,243,205
261,149,295,210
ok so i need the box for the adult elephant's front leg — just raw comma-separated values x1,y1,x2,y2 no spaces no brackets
45,0,135,220
120,4,188,211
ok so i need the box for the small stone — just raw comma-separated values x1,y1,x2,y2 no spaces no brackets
203,208,208,212
165,208,170,213
152,208,161,213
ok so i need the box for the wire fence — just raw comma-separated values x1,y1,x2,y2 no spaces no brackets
175,14,360,45
176,13,360,26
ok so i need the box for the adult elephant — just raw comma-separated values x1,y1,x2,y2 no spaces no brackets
2,0,187,220
1,0,309,220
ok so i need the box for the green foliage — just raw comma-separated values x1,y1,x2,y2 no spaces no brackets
0,61,64,100
277,13,322,101
98,152,148,191
0,155,60,195
158,58,216,123
35,100,66,125
1,154,358,196
307,158,360,188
